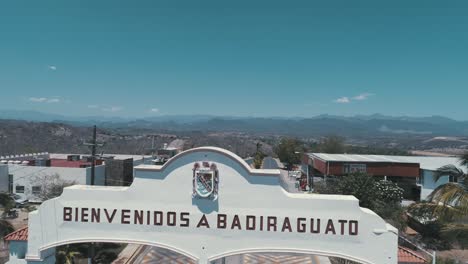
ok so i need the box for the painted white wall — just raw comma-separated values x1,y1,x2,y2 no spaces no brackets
24,147,397,264
420,169,450,201
8,165,105,202
0,164,9,193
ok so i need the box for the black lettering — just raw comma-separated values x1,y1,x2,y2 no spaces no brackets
217,214,227,229
310,218,320,234
297,218,306,233
231,215,242,230
197,214,210,228
134,210,144,225
246,215,256,231
81,208,89,222
267,216,277,232
325,219,336,235
167,212,177,226
180,212,190,227
154,211,163,226
338,220,347,235
349,220,358,235
121,209,131,224
91,208,100,223
63,207,72,221
104,209,117,223
281,217,292,232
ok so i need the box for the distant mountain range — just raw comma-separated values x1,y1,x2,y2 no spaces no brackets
1,110,468,137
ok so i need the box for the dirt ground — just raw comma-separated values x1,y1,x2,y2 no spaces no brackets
4,209,30,230
437,249,468,263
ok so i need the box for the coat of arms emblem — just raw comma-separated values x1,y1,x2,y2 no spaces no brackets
192,162,219,200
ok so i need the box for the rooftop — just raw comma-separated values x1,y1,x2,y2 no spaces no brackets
49,153,152,161
309,153,467,173
398,246,428,263
50,159,91,168
4,226,28,241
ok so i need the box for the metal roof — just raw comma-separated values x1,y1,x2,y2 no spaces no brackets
309,153,467,173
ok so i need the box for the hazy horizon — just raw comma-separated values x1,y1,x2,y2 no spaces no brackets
1,108,467,122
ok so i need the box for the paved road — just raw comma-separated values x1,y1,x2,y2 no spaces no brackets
262,157,279,169
261,157,299,193
136,246,330,264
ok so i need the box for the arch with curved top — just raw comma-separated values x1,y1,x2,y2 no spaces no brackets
20,146,397,264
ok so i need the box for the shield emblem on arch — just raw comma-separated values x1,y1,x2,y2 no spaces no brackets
193,162,219,200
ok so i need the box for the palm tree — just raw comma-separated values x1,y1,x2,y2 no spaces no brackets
428,164,468,220
409,154,468,247
56,245,82,264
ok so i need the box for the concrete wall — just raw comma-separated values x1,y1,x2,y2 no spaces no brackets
105,159,134,186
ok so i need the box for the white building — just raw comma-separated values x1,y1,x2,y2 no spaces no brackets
1,153,152,203
411,156,467,200
7,162,105,203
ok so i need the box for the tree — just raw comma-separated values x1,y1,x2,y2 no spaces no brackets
336,173,378,209
0,192,15,212
56,245,82,264
0,219,14,237
30,174,76,201
408,152,468,248
274,138,302,169
253,142,265,169
314,173,407,230
0,193,15,236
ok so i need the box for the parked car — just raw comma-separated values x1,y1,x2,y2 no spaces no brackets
10,194,28,208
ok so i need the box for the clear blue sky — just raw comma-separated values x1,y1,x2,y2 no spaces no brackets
1,0,467,119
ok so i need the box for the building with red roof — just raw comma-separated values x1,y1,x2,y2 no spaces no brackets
3,226,28,262
398,246,428,263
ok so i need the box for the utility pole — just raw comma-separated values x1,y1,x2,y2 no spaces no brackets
83,125,104,264
84,125,104,185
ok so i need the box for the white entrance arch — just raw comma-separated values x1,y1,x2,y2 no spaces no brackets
23,147,397,264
